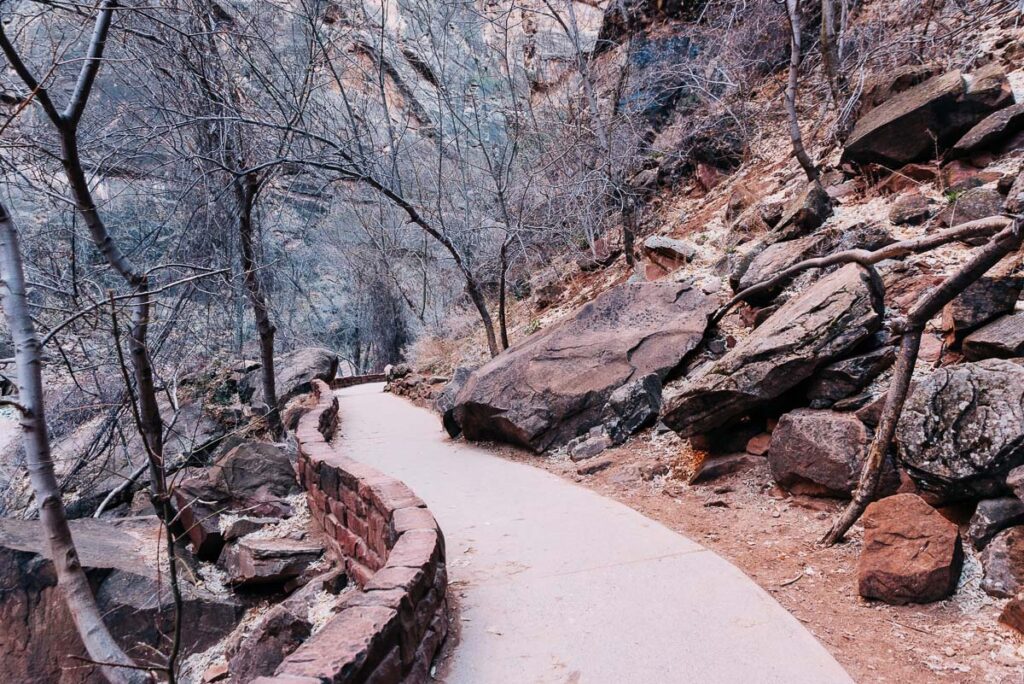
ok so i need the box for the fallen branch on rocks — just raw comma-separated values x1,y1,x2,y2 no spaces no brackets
712,216,1013,324
822,216,1023,544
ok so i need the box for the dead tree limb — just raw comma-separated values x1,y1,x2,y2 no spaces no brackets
0,203,147,684
711,216,1012,325
822,217,1024,544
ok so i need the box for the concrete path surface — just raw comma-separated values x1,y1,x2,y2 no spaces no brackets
335,384,854,684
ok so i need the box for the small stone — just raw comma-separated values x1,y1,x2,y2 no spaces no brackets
888,193,933,225
745,433,772,456
980,527,1024,598
576,459,613,476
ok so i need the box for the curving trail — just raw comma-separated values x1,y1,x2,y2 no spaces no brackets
335,384,854,684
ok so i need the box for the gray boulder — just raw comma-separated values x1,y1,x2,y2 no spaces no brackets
435,365,476,438
967,498,1024,550
249,347,339,408
604,373,662,445
980,527,1024,598
663,264,884,437
897,359,1024,500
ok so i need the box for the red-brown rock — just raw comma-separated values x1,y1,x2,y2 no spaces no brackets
221,537,324,587
858,493,964,604
842,65,1012,167
767,409,897,498
452,282,717,452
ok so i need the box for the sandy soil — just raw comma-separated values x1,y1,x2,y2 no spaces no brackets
480,430,1024,684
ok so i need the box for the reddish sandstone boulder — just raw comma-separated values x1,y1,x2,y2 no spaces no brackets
842,66,1012,167
221,537,325,587
452,282,717,452
858,494,963,604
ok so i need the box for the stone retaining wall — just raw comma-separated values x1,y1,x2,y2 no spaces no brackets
258,379,448,683
331,373,387,389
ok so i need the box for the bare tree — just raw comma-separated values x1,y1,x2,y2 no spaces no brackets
0,202,146,683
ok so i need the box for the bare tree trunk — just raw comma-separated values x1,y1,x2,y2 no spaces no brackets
498,238,510,350
820,0,843,106
822,218,1024,544
784,0,818,181
0,203,146,684
235,174,282,435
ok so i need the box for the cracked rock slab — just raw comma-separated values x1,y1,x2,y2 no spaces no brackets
663,264,884,437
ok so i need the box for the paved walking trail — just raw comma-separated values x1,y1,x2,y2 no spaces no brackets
336,384,854,684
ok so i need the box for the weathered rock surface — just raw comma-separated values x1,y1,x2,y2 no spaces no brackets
221,536,324,587
603,373,662,444
435,365,476,438
935,186,1005,228
857,493,964,604
0,517,243,683
174,441,298,560
888,192,934,225
1000,594,1024,635
767,409,897,498
806,345,896,407
451,282,717,452
980,526,1024,598
736,223,893,301
962,313,1024,360
941,262,1022,335
249,347,339,407
967,498,1024,550
772,180,833,241
950,102,1024,157
663,264,884,437
841,66,1012,166
897,359,1024,501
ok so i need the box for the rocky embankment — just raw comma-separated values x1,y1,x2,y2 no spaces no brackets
399,57,1024,635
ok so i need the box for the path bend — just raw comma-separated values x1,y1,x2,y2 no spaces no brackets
335,383,853,684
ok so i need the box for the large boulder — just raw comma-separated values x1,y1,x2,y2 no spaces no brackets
451,282,717,452
249,347,339,408
767,409,898,498
174,441,298,560
841,65,1013,166
857,494,964,604
435,365,476,438
950,102,1024,158
962,313,1024,360
897,359,1024,501
209,441,300,501
662,264,884,437
980,527,1024,598
0,517,243,683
